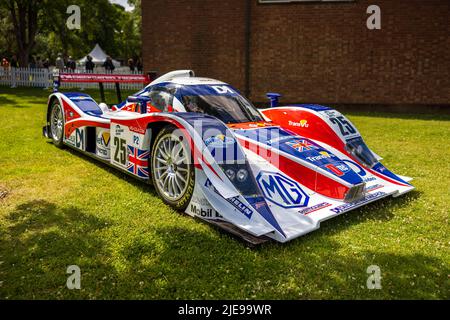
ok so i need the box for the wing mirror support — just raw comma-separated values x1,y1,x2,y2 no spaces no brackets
127,96,151,114
266,93,282,108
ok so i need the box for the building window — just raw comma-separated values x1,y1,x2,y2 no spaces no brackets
259,0,355,3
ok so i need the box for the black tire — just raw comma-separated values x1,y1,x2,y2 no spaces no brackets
49,101,65,148
150,126,195,211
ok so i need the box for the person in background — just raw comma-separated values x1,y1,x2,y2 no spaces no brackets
103,56,115,73
1,58,10,70
128,58,135,72
10,55,18,68
1,58,10,78
43,58,50,69
67,56,76,72
55,53,65,70
29,56,36,68
136,58,143,72
85,55,95,73
36,56,44,68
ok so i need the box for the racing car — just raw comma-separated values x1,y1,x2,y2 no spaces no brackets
43,70,414,243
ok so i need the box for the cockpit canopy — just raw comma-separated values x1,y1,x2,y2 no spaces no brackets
138,83,264,124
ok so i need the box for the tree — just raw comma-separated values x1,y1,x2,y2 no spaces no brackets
0,5,16,58
4,0,42,67
0,0,142,67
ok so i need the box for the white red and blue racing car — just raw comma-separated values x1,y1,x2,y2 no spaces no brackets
43,70,414,243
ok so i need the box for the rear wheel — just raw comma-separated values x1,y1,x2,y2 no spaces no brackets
49,101,64,148
151,126,195,210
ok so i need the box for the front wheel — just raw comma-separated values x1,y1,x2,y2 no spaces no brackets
151,126,195,210
49,101,65,148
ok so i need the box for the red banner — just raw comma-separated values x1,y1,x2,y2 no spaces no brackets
59,73,150,84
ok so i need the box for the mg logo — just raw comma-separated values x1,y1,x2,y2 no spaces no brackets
256,172,309,208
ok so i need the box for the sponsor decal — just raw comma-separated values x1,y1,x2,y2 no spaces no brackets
322,110,339,119
133,135,140,145
97,131,110,147
256,171,309,208
190,204,218,219
204,134,235,148
330,191,387,214
288,120,309,128
227,197,253,219
115,125,124,136
336,164,350,173
129,126,145,134
298,202,332,215
248,123,268,128
204,179,253,219
96,130,111,159
211,85,235,95
306,151,334,162
366,184,383,192
59,73,149,83
70,96,90,101
75,128,84,149
325,164,345,177
286,139,318,152
66,132,76,146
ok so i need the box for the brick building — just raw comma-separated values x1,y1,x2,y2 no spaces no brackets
142,0,450,109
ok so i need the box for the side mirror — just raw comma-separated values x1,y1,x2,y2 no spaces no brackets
127,96,151,114
266,93,282,108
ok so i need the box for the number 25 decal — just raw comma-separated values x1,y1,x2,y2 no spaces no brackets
114,137,127,165
330,116,356,136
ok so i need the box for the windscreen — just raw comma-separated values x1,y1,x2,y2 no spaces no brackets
181,94,263,124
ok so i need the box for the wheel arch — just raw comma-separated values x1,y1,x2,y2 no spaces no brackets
147,121,178,153
46,94,62,124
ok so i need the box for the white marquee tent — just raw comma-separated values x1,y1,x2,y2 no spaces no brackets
78,43,121,67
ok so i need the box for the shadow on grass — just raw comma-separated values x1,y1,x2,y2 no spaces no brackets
117,224,448,299
0,196,447,299
0,200,116,299
63,146,158,197
0,89,47,108
0,96,18,106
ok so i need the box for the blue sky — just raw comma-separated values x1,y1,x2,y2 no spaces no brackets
109,0,134,11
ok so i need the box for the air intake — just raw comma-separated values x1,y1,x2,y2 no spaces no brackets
344,183,366,203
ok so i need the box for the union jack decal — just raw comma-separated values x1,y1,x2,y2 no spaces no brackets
286,139,317,152
127,145,149,178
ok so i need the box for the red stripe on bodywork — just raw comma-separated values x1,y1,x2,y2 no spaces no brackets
61,98,82,122
65,120,109,138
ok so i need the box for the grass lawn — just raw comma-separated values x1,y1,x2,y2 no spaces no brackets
0,86,449,300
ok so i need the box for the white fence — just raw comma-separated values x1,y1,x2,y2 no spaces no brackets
0,67,145,90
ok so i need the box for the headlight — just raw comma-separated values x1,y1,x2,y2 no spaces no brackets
237,169,248,182
225,169,235,181
218,162,260,197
